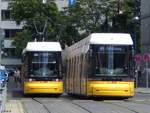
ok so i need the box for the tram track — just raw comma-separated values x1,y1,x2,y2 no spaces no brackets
124,99,150,107
31,97,93,113
60,95,150,113
61,96,139,113
63,99,93,113
22,96,150,113
97,98,150,113
100,101,140,113
31,98,51,113
62,96,142,113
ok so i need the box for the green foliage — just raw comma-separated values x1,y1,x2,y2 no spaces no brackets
9,0,58,23
9,0,137,50
63,0,134,35
12,30,32,56
9,0,66,50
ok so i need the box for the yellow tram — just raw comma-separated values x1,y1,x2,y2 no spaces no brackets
21,42,63,95
63,33,134,98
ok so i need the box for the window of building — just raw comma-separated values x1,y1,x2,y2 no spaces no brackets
5,29,20,38
2,48,19,58
1,10,12,20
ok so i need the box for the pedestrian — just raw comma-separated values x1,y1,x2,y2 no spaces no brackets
14,68,21,86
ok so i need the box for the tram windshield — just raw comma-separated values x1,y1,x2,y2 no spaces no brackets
92,45,132,76
28,52,61,78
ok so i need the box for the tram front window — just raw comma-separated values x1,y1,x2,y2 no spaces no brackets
28,52,60,78
92,45,131,76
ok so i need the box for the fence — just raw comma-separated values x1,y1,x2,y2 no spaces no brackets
134,54,150,88
136,68,150,88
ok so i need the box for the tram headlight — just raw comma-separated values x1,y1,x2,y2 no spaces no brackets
29,78,32,82
24,78,35,82
54,79,62,82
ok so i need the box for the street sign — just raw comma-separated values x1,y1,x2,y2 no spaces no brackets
68,0,76,6
143,54,150,62
134,54,142,62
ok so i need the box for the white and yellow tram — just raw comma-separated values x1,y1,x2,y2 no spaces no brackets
21,42,63,95
63,33,134,97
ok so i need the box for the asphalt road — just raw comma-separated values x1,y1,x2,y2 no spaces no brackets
7,77,150,113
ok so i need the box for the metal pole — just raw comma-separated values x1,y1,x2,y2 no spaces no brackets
136,62,139,88
136,70,138,88
146,62,149,88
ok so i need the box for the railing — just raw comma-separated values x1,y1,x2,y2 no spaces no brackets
137,68,150,88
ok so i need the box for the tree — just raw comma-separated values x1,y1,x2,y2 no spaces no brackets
9,0,65,52
9,0,136,51
12,30,32,56
64,0,135,34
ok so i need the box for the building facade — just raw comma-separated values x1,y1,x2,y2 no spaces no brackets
141,0,150,53
0,0,68,69
138,0,150,87
0,0,24,68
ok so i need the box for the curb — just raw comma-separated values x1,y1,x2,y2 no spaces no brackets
135,88,150,94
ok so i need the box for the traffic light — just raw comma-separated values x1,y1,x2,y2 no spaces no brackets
112,13,127,32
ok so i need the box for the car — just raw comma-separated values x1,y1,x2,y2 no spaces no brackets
0,69,7,87
6,68,15,77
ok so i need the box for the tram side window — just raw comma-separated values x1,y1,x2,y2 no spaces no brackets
85,53,91,75
81,54,85,77
79,55,82,79
77,56,80,78
70,58,73,80
73,57,75,80
68,59,70,78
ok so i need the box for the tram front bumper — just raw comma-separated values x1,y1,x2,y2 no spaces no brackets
87,81,134,97
23,81,63,94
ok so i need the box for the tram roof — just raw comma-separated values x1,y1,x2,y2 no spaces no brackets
23,42,62,53
63,33,133,58
89,33,133,45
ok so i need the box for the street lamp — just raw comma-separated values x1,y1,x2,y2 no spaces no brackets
117,0,124,14
132,16,140,54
